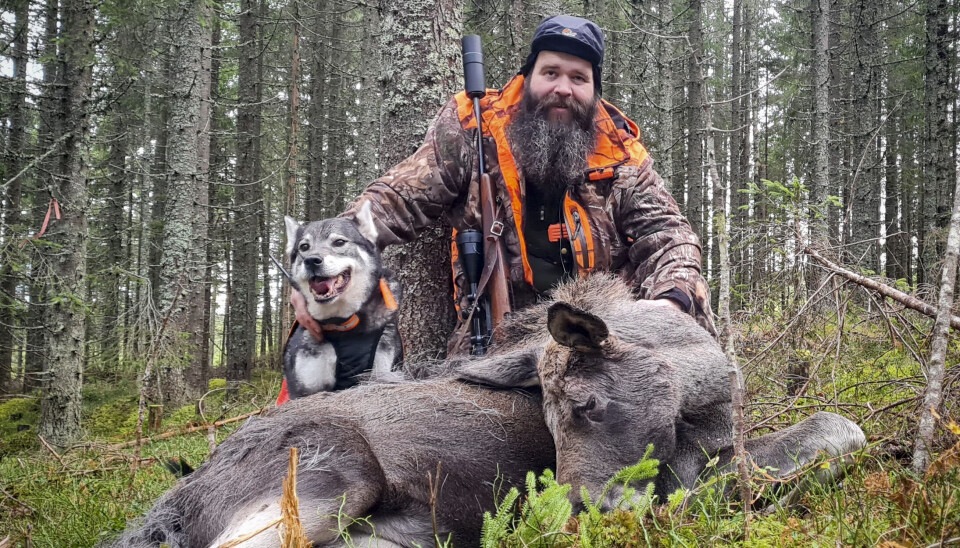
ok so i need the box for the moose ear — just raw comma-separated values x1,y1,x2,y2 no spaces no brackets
548,302,609,351
284,216,301,257
355,201,378,245
457,347,541,388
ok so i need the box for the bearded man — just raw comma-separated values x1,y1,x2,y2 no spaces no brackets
296,15,717,349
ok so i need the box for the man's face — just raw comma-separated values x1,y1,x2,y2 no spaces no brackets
508,50,599,196
526,50,597,124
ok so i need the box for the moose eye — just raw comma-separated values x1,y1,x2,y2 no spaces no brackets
332,239,346,247
575,396,597,415
299,242,310,252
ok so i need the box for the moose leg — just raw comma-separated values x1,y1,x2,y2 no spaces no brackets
721,411,866,509
207,445,388,548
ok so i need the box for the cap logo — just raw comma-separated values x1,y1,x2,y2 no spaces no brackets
561,28,577,37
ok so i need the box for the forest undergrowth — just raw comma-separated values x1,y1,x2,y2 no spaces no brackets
0,302,957,548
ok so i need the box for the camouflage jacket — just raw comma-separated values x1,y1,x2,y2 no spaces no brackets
345,75,717,338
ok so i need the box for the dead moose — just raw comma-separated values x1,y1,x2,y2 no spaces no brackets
108,274,865,548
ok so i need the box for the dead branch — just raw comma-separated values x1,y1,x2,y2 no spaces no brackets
107,408,268,451
37,436,65,468
132,281,185,476
0,485,35,514
217,519,282,548
804,246,960,330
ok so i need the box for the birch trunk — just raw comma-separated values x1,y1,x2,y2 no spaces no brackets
912,154,960,472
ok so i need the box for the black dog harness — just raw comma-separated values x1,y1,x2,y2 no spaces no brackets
276,279,399,405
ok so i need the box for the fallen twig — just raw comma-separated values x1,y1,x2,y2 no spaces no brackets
427,461,445,548
37,436,65,468
0,485,35,513
217,519,282,548
107,408,267,451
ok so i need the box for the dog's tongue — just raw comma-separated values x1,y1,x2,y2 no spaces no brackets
310,278,333,295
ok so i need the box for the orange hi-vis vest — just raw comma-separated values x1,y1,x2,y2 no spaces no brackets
453,75,650,286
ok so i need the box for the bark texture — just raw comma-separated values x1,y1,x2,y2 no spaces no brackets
0,0,30,392
227,0,262,381
378,0,463,359
157,0,210,399
39,0,95,447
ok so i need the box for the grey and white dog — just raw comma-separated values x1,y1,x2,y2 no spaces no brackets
282,202,402,398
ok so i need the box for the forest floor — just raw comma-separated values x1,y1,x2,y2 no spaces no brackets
0,306,958,547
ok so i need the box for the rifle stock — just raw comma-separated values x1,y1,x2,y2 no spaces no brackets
479,172,511,328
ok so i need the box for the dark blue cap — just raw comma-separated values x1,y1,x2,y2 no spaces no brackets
521,15,604,95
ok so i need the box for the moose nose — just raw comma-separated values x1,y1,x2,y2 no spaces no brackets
304,256,323,270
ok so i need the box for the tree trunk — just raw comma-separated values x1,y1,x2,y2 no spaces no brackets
39,0,95,448
157,0,210,400
24,0,63,393
810,0,830,247
912,151,960,472
848,0,880,270
280,1,302,352
685,0,704,240
101,118,128,373
227,0,263,381
200,15,223,383
305,0,327,221
884,92,906,281
356,0,381,187
378,0,462,359
921,0,953,283
0,0,30,392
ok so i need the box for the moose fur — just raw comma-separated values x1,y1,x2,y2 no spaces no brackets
109,274,865,547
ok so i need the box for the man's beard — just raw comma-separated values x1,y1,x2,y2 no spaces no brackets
508,86,598,201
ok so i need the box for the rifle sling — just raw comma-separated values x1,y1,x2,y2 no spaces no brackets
453,202,507,350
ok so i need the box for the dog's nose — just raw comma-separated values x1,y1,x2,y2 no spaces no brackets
304,256,323,269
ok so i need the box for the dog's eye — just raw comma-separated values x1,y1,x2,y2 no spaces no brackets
332,239,346,247
299,242,310,252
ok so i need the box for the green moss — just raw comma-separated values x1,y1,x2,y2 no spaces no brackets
85,399,139,439
167,404,201,427
0,397,40,454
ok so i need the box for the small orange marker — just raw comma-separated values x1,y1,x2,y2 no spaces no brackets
380,278,398,310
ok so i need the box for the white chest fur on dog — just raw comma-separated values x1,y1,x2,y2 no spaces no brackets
293,340,338,394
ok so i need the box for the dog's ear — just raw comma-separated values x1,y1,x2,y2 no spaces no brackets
284,216,301,258
355,201,378,245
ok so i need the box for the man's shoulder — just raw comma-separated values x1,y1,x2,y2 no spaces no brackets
600,100,640,139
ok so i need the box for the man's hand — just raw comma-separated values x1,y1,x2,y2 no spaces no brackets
290,290,324,341
645,298,683,312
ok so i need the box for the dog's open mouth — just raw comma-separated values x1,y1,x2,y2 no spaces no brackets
308,270,351,302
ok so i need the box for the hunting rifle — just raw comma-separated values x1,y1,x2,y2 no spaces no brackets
457,35,511,355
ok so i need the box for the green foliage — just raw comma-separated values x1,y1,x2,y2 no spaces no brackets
208,378,227,390
481,447,661,548
481,468,574,547
167,404,201,426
